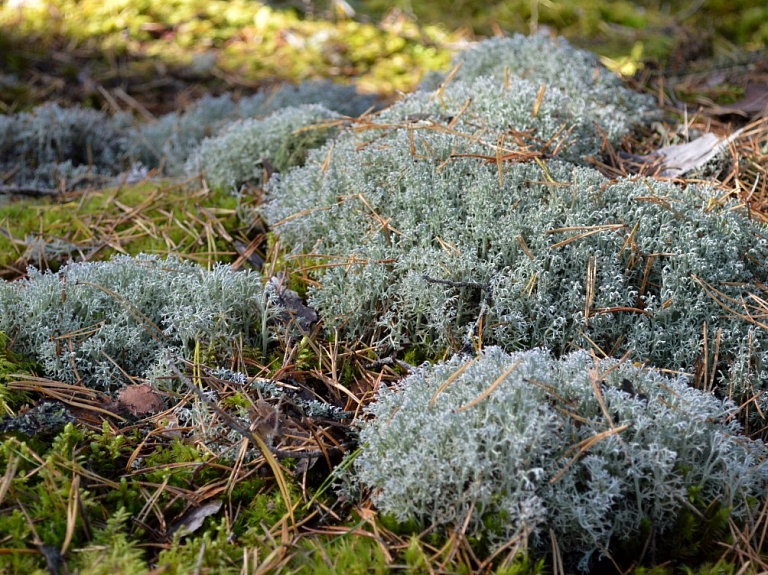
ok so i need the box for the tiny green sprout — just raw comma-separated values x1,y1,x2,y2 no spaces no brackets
688,484,704,504
295,336,316,371
221,392,250,410
89,420,127,461
403,536,428,570
49,422,84,459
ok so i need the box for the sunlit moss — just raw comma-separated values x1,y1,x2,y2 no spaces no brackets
0,181,243,276
0,0,454,103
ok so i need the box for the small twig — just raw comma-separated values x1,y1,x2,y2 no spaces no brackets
363,356,416,372
165,352,350,460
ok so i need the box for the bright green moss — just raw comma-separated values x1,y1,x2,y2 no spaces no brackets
0,0,454,106
0,182,242,276
288,534,389,575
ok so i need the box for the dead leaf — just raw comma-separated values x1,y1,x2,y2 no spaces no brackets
249,399,280,447
619,129,743,177
267,273,318,329
168,500,223,538
117,384,164,416
152,412,182,439
708,83,768,119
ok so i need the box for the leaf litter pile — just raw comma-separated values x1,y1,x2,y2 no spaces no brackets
1,32,768,575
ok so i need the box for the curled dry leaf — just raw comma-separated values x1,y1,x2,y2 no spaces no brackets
267,273,318,330
153,412,182,439
168,500,224,538
117,384,164,416
707,83,768,119
249,399,281,447
619,129,743,177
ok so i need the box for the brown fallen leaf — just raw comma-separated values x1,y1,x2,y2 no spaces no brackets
117,384,164,416
707,83,768,119
267,273,318,330
152,412,182,439
249,399,281,447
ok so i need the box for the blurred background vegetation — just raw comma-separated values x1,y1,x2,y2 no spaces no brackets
0,0,765,114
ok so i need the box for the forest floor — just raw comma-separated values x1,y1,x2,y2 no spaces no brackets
1,1,768,574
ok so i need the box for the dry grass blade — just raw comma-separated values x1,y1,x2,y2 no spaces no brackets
7,375,100,397
477,530,526,573
592,306,651,317
8,376,127,422
428,357,477,409
532,85,547,118
549,228,626,249
457,360,522,412
250,429,297,529
550,529,564,575
517,234,534,260
61,473,80,555
0,452,19,506
692,274,768,331
432,61,463,106
585,254,596,325
722,506,768,574
588,351,618,429
550,425,630,485
165,352,297,528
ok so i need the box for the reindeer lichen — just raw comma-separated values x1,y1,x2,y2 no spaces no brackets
262,37,768,417
354,347,768,571
0,254,280,391
187,104,341,192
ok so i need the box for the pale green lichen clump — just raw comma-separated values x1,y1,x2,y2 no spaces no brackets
354,347,768,571
262,37,768,414
0,255,279,391
132,81,376,176
187,104,342,191
420,34,657,145
0,103,130,189
0,80,375,189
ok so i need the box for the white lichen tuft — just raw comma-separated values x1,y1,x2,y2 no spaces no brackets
354,347,768,571
187,104,341,191
0,255,280,391
262,38,768,414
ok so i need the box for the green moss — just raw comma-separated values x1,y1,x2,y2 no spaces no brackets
494,555,547,575
0,424,94,567
72,508,147,575
239,485,303,529
289,534,389,575
155,519,242,575
378,512,423,537
143,438,215,485
103,477,148,517
220,391,250,410
89,420,129,465
402,346,431,367
0,331,37,415
0,181,243,276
